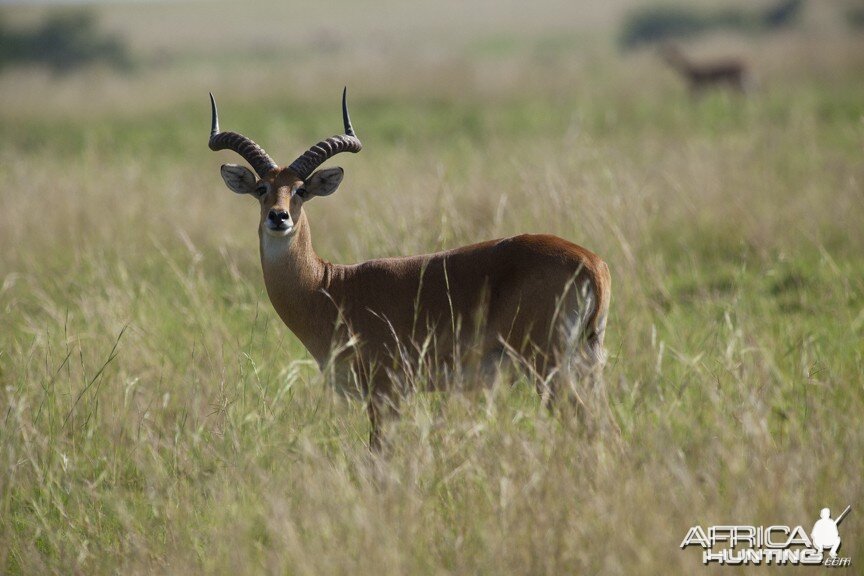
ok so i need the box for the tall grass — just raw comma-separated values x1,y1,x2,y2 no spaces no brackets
1,1,863,573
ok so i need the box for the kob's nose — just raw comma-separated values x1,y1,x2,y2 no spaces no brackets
268,209,289,224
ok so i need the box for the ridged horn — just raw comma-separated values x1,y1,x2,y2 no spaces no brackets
208,93,278,178
288,87,362,181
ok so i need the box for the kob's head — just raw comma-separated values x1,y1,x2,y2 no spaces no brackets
209,88,362,238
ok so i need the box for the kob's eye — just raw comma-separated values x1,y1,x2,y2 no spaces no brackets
255,184,268,196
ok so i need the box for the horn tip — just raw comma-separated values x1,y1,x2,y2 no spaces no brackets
341,86,356,138
209,92,219,137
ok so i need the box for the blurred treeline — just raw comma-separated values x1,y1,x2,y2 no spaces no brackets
0,10,131,74
0,2,861,76
619,0,805,48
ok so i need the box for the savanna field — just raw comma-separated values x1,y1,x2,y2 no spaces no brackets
0,0,863,573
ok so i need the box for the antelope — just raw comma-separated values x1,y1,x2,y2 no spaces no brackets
208,89,611,448
660,44,750,95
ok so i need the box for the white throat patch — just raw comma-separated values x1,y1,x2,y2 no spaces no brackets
261,229,292,264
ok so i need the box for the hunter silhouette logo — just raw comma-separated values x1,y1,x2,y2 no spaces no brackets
681,505,852,567
812,506,851,559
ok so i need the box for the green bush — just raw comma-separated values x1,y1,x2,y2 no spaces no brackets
762,0,804,29
619,0,803,49
0,10,131,74
847,6,864,30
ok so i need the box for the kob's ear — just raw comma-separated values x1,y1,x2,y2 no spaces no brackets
220,164,257,195
297,167,344,200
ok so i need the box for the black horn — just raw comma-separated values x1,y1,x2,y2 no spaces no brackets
208,93,278,178
288,87,362,181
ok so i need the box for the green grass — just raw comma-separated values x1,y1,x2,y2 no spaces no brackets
1,1,864,573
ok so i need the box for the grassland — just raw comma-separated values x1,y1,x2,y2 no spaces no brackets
1,1,863,574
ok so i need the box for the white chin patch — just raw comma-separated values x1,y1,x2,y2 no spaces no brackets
261,227,292,263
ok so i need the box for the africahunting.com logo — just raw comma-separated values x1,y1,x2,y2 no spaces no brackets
681,505,852,567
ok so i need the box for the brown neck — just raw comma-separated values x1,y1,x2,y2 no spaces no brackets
259,210,337,364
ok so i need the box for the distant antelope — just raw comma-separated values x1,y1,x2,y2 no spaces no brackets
208,89,611,448
661,44,750,94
